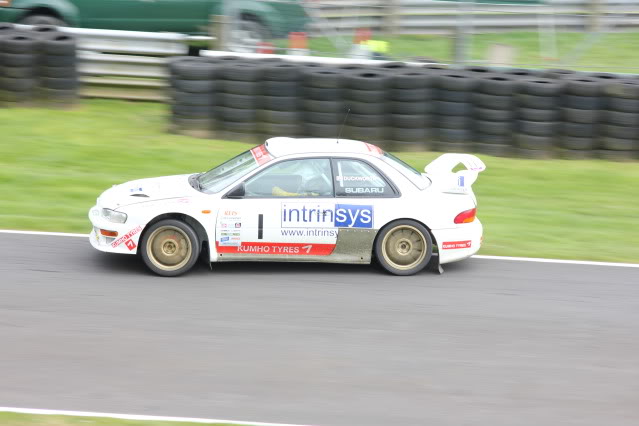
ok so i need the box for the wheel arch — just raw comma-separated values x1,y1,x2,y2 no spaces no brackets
15,0,79,26
373,218,439,255
140,212,210,260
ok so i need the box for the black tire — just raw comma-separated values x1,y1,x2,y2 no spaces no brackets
140,219,200,277
345,70,390,91
263,62,301,81
262,95,299,111
390,114,428,129
513,147,554,159
474,93,513,109
220,62,262,82
344,125,386,141
600,137,637,151
586,72,621,81
560,136,596,150
390,88,434,102
518,120,556,136
172,104,214,118
345,88,386,103
0,23,15,33
40,77,78,90
564,77,603,97
221,120,258,133
437,89,471,102
305,111,342,125
304,99,345,113
390,101,430,115
221,80,259,95
435,100,471,115
562,107,599,124
40,87,76,101
515,133,554,150
476,120,512,135
603,79,639,99
602,110,639,127
305,122,342,137
562,122,597,137
517,93,558,109
542,68,579,79
600,124,639,139
303,67,344,89
436,141,473,153
347,113,386,127
40,33,75,55
262,122,301,136
170,116,213,131
518,107,559,122
262,80,300,97
18,14,65,26
171,78,215,93
345,100,385,115
475,107,512,121
521,78,563,96
390,127,429,142
476,133,513,145
392,69,435,89
503,68,542,78
438,72,476,91
0,53,37,67
557,149,595,160
29,24,60,37
436,128,473,142
463,65,492,75
261,110,301,124
562,94,600,110
2,33,37,54
0,89,33,102
479,74,518,96
436,115,472,129
0,77,37,91
172,61,217,80
41,54,76,67
40,65,76,78
217,106,256,122
304,86,341,101
221,93,259,109
171,90,215,106
596,149,638,161
474,142,514,157
2,66,36,79
379,61,407,70
607,97,639,113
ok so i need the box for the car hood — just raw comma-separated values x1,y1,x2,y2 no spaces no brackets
98,174,198,208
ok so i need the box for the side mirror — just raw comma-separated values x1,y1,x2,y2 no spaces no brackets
226,183,245,199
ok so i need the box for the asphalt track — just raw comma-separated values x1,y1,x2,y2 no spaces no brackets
1,233,638,426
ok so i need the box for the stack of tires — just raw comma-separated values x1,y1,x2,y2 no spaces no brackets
218,61,262,142
260,62,303,139
598,79,639,160
433,72,475,151
343,70,389,146
514,78,563,158
558,77,602,159
38,32,78,106
302,67,345,138
0,32,38,106
387,68,434,151
169,58,217,138
473,74,518,157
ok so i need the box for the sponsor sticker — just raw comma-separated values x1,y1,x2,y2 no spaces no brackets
217,242,335,256
458,176,465,187
124,239,137,251
344,187,384,194
111,225,142,248
250,144,273,166
442,240,472,250
281,203,373,229
364,142,383,156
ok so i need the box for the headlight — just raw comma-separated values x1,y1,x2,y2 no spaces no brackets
101,208,127,223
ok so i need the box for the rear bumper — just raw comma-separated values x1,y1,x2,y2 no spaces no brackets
431,219,483,265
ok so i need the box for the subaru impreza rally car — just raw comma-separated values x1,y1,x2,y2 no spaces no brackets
89,138,485,277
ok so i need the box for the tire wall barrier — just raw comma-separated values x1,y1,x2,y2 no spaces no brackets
168,57,639,160
0,23,78,107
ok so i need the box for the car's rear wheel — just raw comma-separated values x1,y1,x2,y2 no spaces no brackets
375,220,433,276
19,14,66,27
141,219,200,277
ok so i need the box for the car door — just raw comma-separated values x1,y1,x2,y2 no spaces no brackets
214,157,338,261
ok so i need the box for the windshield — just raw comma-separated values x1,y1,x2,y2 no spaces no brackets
381,152,430,190
197,145,273,193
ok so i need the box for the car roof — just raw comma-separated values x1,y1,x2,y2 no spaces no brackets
264,137,384,158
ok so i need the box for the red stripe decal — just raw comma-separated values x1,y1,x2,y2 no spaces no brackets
216,242,336,256
442,240,472,250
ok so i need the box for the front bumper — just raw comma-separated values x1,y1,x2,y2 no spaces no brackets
88,205,141,254
431,218,483,265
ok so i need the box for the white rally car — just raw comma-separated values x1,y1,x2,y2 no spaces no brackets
89,138,485,277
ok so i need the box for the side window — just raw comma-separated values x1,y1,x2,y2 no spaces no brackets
243,158,333,198
333,159,394,197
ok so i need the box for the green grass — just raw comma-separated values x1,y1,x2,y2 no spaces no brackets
0,412,244,426
274,31,639,73
1,99,638,263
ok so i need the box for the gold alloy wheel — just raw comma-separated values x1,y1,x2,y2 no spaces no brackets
381,225,427,271
146,225,192,272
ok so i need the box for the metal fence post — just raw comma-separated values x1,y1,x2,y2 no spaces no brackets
589,0,603,32
210,14,229,50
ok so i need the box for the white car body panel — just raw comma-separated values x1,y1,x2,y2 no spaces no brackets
89,138,485,267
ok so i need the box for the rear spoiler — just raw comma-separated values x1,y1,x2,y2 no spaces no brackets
423,154,486,195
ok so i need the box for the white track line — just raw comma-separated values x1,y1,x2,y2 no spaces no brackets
1,229,637,268
0,407,312,426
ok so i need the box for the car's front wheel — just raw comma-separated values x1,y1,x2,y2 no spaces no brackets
375,220,433,276
141,219,200,277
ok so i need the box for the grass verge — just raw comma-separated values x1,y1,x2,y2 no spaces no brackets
1,99,638,263
0,412,245,426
